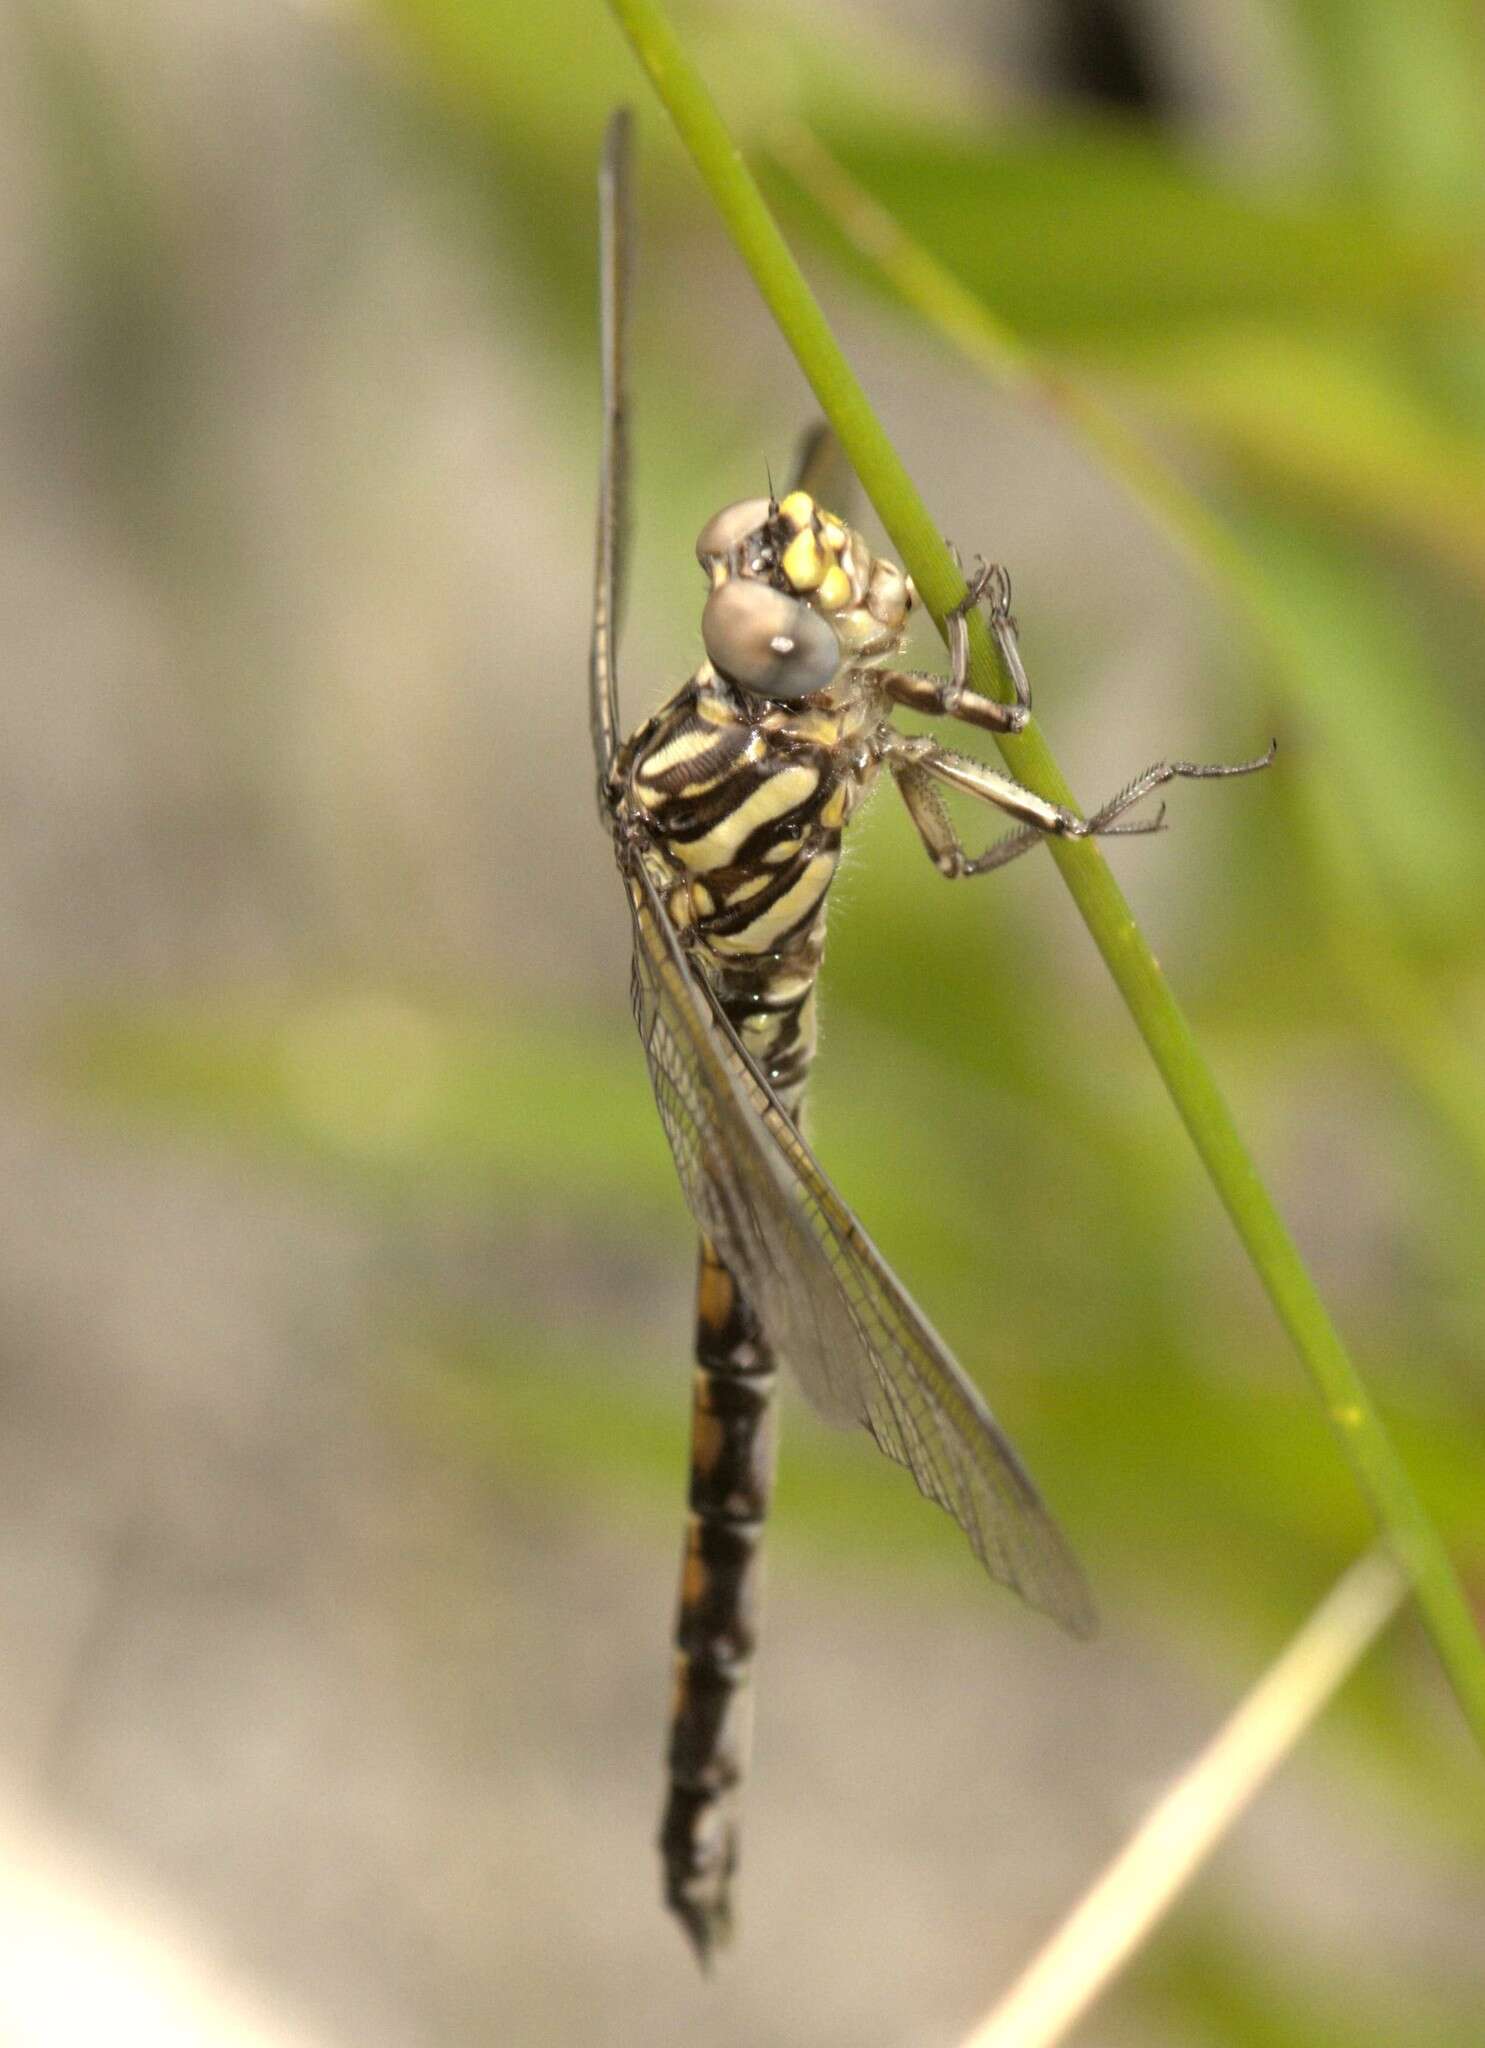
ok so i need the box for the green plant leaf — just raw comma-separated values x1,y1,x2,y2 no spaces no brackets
778,120,1484,344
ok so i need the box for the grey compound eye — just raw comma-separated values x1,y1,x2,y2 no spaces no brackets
701,580,841,701
695,498,773,570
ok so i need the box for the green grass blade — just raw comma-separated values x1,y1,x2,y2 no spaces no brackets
778,119,1485,342
604,0,1485,1750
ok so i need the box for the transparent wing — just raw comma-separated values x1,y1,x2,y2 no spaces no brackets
622,848,1094,1636
788,421,856,518
590,108,631,790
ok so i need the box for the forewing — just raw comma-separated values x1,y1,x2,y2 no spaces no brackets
590,110,631,791
623,851,1094,1636
788,421,856,520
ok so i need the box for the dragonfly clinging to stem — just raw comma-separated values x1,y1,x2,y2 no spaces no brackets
588,109,1273,1966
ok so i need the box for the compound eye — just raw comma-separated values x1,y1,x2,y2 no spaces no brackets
702,580,841,701
695,498,773,571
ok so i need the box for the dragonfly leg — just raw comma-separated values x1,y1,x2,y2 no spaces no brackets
1077,741,1278,836
891,758,1051,878
880,558,1032,737
885,732,1275,880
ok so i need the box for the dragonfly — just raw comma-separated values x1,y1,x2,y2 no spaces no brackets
589,110,1272,1965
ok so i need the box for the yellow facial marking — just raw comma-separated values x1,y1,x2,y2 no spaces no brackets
673,762,820,872
781,529,825,592
816,564,851,613
779,490,814,530
821,520,846,551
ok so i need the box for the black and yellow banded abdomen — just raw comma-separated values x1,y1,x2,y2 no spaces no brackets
659,1238,778,1961
628,665,882,1959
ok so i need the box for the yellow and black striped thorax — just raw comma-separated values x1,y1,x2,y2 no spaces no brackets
620,664,881,1105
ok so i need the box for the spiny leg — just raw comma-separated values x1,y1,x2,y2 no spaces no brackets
956,559,1032,726
881,559,1032,738
890,761,1060,879
883,547,1275,838
888,736,1275,880
1080,742,1278,834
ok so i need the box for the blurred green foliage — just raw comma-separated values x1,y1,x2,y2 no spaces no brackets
34,0,1485,2039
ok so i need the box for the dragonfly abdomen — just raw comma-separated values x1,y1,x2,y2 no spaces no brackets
660,1238,779,1964
624,650,883,1959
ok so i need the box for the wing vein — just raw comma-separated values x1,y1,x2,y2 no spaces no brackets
619,841,1094,1637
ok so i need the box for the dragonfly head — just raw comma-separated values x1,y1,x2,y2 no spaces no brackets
695,490,915,701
